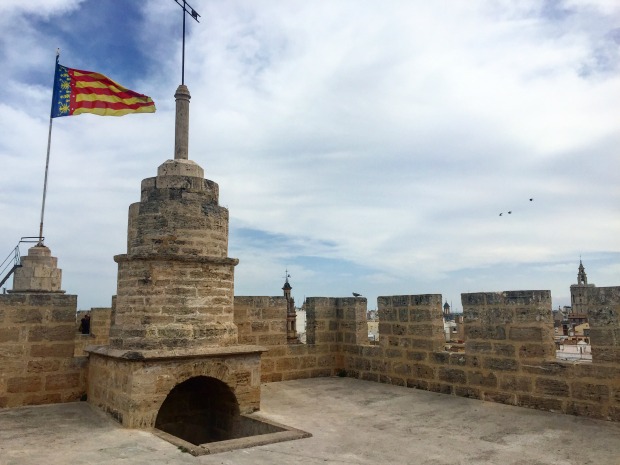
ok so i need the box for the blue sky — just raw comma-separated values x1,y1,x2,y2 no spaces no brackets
1,0,619,312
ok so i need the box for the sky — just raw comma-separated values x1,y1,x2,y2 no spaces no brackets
0,0,619,313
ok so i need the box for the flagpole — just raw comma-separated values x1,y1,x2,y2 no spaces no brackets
39,49,60,246
182,0,186,85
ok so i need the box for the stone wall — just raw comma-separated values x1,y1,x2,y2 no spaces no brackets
234,289,620,422
234,296,288,347
1,287,618,422
340,290,620,421
234,296,367,382
0,293,86,408
74,307,112,356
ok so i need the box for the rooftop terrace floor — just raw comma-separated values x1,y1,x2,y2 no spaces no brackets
1,377,619,464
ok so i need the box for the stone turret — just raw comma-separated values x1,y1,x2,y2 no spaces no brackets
11,245,64,293
108,85,239,350
570,260,595,315
87,84,263,431
283,272,298,343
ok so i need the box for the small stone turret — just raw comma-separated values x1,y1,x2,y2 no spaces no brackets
11,245,64,293
283,272,298,343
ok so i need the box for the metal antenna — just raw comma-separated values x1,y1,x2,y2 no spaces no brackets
172,0,201,85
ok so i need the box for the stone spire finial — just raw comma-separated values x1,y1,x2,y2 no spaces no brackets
577,260,588,285
174,84,191,160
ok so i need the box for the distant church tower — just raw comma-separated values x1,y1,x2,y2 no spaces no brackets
443,300,451,321
570,260,595,314
282,271,298,343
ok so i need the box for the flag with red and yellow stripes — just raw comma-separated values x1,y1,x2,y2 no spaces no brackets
51,60,156,118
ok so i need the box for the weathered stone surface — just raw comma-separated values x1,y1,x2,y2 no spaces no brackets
483,357,518,372
438,368,466,384
535,378,569,398
468,371,498,388
7,376,42,393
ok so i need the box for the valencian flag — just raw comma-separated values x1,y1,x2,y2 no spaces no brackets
51,59,156,117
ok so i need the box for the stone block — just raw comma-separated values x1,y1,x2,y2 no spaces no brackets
407,323,438,337
431,352,450,365
28,325,75,342
362,346,383,358
483,357,518,371
393,324,407,336
465,341,492,353
385,348,403,359
371,359,388,373
9,309,43,324
591,347,620,364
609,407,620,422
45,373,81,390
504,290,551,306
465,325,506,340
468,371,498,388
411,295,441,306
571,382,610,403
465,307,514,324
499,375,532,393
361,372,379,382
588,328,620,345
428,382,453,394
0,327,20,343
406,378,429,390
406,351,427,361
482,391,517,405
27,360,61,373
535,378,569,397
573,363,618,380
7,376,42,393
565,401,604,419
493,343,516,357
23,393,62,406
518,343,554,359
449,354,467,366
509,327,545,342
408,309,434,322
454,386,481,399
517,394,563,412
391,295,410,307
30,343,75,358
410,338,436,351
393,362,411,377
514,307,553,323
438,368,466,384
521,361,572,377
411,363,435,380
380,308,397,322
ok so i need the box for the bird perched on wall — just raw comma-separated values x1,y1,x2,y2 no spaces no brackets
352,292,362,297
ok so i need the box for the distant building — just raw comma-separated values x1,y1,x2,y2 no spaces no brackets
556,260,595,360
282,272,298,343
570,260,595,314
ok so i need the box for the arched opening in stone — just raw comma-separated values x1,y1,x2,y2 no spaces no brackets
155,376,240,445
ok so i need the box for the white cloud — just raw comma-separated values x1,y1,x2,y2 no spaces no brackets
0,0,618,310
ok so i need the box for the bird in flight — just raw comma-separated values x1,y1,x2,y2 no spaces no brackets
499,198,533,216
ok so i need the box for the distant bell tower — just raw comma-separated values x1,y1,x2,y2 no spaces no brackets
282,271,298,343
577,260,588,285
443,300,451,321
570,260,595,314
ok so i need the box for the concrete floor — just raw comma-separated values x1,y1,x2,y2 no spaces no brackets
1,377,619,465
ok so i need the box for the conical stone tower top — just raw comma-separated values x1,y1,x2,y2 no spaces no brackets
109,85,239,350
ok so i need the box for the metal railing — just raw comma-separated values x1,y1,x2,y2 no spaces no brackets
0,237,43,289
